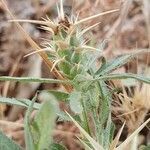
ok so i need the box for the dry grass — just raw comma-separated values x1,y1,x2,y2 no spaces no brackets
0,0,150,149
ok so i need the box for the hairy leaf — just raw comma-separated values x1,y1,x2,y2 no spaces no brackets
47,90,69,102
50,143,67,150
0,76,70,84
24,95,37,150
90,73,150,84
69,91,83,114
95,54,132,76
30,99,57,150
0,131,22,150
0,97,40,109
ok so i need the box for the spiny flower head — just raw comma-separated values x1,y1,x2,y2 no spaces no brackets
13,0,118,80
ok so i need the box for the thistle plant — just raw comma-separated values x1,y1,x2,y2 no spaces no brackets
0,0,150,150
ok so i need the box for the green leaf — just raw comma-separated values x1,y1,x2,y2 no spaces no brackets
57,49,72,62
0,97,40,109
78,138,93,150
71,51,81,64
121,78,137,86
103,114,115,149
70,36,79,46
139,145,150,150
70,65,83,79
96,81,111,146
0,97,71,122
50,143,67,150
69,91,83,114
0,76,69,84
95,54,132,76
66,112,104,150
96,49,150,76
94,56,106,75
98,81,110,125
56,110,72,121
30,97,57,150
82,52,98,73
0,131,22,150
58,60,72,76
46,90,69,102
90,73,150,85
24,95,37,150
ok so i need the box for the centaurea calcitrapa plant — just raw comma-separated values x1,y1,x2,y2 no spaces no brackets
0,0,150,150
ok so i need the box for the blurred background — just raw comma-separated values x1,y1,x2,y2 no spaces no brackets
0,0,149,149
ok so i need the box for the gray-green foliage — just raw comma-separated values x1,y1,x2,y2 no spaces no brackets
0,1,150,150
49,143,67,150
0,97,40,109
0,131,23,150
140,145,150,150
24,94,57,150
